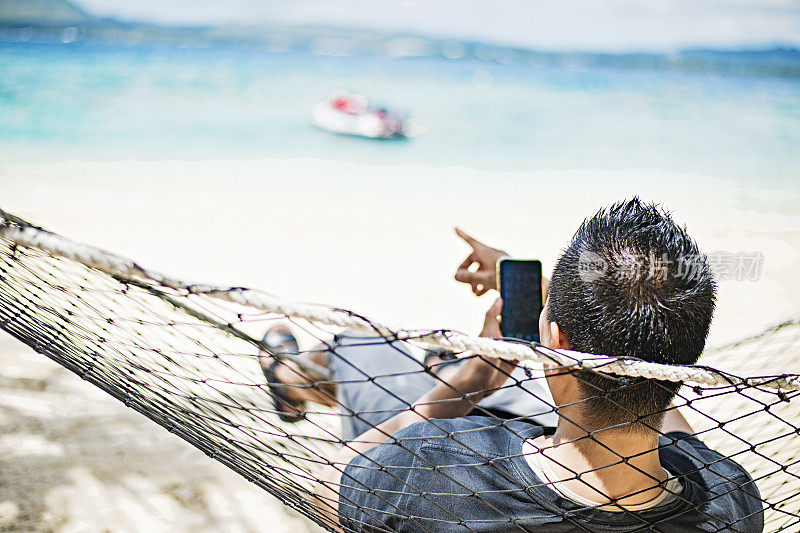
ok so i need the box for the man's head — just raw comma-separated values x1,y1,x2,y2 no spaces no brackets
542,198,716,431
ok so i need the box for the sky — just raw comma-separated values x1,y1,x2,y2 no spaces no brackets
72,0,800,52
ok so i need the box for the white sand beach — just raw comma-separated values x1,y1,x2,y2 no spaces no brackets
1,158,798,531
0,335,320,533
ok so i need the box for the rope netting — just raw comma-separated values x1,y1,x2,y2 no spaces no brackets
0,208,798,532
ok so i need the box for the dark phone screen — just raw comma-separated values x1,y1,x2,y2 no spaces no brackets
499,259,543,342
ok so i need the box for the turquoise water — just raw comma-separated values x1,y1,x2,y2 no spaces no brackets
1,42,799,185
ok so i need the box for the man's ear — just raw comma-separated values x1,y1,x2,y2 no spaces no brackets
542,321,573,377
549,321,570,350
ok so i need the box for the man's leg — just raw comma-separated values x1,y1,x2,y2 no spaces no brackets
261,328,556,433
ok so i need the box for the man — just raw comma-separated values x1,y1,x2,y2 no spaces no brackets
267,199,763,531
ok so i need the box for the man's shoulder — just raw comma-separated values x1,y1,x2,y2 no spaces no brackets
659,432,758,485
658,432,764,531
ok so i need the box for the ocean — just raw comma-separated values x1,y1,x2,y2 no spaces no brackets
1,41,799,187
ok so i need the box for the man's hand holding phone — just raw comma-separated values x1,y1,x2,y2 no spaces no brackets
479,297,503,338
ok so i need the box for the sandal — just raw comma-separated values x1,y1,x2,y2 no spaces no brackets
260,327,305,423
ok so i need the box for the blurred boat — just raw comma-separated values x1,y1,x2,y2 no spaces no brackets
311,91,407,139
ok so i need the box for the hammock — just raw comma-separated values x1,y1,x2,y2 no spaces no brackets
0,208,797,532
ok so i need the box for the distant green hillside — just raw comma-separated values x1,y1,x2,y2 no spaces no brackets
0,0,95,26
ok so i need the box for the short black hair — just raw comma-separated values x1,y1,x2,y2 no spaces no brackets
548,198,716,431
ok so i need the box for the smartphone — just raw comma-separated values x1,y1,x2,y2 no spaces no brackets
498,259,543,342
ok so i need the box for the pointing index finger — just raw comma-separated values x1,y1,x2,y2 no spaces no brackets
454,227,480,249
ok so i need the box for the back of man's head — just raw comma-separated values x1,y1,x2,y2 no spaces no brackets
548,198,716,431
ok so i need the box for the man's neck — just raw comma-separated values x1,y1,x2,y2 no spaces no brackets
533,417,666,505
